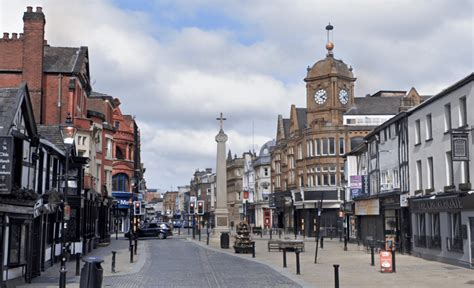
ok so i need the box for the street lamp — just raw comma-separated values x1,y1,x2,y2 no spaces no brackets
59,114,77,288
129,197,133,263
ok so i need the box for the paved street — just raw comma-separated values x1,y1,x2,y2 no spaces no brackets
103,237,300,288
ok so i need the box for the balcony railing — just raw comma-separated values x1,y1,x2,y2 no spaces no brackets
414,235,426,247
446,237,463,253
426,235,441,250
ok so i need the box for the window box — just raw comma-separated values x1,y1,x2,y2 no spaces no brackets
459,183,471,191
414,189,423,195
444,185,455,192
424,188,435,194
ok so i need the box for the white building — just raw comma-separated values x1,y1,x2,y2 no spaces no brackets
253,140,275,228
408,73,474,268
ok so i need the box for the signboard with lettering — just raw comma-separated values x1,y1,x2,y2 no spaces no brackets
355,199,380,215
451,132,469,161
410,196,474,212
350,175,368,198
380,251,393,273
0,136,13,194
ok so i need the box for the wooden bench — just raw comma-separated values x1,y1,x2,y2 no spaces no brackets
280,240,305,252
268,240,281,252
252,226,263,237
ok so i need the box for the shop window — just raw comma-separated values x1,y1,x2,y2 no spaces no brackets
447,212,463,252
415,213,426,247
427,213,441,249
8,220,27,266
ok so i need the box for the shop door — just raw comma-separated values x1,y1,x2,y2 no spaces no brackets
470,218,474,264
31,217,42,277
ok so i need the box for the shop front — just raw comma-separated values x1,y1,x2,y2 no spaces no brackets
410,192,474,268
354,197,384,247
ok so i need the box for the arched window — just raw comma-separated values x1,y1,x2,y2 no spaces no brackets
112,173,130,192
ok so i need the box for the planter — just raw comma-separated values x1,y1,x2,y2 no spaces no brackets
444,185,456,192
424,188,435,194
414,189,423,195
459,183,471,191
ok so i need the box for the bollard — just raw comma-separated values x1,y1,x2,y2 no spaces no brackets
198,229,201,241
279,229,282,239
344,235,348,251
392,249,396,272
295,249,301,275
333,264,340,288
370,246,374,266
134,238,138,255
178,227,181,235
252,242,255,258
283,249,287,268
207,232,210,245
59,267,66,288
130,244,134,263
321,237,324,249
192,226,195,239
270,229,272,240
75,253,81,276
111,251,116,273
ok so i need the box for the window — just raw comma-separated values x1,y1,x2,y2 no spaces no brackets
393,169,399,189
417,213,426,236
446,152,452,186
112,173,130,192
425,114,432,140
416,160,422,190
8,221,27,265
322,138,328,155
427,157,434,190
330,174,336,186
430,213,440,237
315,139,321,156
322,174,329,186
415,119,421,145
449,212,461,239
328,137,335,155
459,96,467,127
390,124,397,139
297,144,303,160
428,213,441,249
264,168,269,177
114,121,120,129
339,138,344,155
444,103,451,132
105,138,113,159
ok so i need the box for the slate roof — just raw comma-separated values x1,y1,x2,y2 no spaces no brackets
296,108,307,130
0,87,20,136
282,118,290,138
345,97,402,115
43,46,87,73
37,125,65,151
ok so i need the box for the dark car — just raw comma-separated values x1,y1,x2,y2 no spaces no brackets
125,222,172,239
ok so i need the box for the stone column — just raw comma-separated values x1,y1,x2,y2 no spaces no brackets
213,127,229,235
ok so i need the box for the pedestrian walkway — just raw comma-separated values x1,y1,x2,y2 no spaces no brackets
192,231,474,288
19,234,147,288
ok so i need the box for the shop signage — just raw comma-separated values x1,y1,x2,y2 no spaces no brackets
380,251,393,273
350,175,368,198
355,199,379,215
400,194,409,207
451,131,469,161
411,197,462,212
0,136,13,194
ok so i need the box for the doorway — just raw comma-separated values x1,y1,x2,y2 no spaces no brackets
469,217,474,265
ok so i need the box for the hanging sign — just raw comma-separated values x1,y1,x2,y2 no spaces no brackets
451,131,469,161
0,136,13,194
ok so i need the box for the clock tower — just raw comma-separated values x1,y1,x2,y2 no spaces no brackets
304,24,356,126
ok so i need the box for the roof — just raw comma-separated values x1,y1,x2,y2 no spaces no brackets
0,88,20,135
0,82,37,137
345,97,402,115
43,46,88,73
282,118,290,138
306,55,354,80
296,108,307,130
37,125,66,151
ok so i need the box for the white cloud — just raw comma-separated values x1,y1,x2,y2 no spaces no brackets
1,0,472,190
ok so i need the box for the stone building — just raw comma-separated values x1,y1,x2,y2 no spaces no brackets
227,152,244,228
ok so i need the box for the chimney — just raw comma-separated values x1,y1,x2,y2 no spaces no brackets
3,33,8,39
11,33,18,39
22,6,46,124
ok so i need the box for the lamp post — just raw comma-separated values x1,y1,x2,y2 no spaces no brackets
59,115,77,288
129,197,133,263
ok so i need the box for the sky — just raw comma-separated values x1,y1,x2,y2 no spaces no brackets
1,0,473,192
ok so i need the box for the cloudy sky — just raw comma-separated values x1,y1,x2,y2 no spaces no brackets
1,0,473,191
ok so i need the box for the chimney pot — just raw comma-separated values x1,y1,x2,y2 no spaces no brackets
3,33,9,39
26,6,33,12
19,33,24,38
11,33,18,39
36,7,42,13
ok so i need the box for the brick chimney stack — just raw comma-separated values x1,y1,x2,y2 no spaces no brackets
22,6,45,123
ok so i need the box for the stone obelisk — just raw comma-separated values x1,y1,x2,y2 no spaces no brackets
213,113,229,235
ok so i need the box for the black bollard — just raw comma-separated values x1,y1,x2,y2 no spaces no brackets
270,229,273,240
130,244,134,263
134,238,138,255
321,237,324,249
112,251,116,273
344,235,348,251
370,246,374,266
283,249,287,268
178,227,181,235
279,229,282,239
75,253,81,276
192,226,195,239
252,242,255,258
198,229,201,241
295,249,301,275
207,232,210,245
333,264,340,288
392,249,396,272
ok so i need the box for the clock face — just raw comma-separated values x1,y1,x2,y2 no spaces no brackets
314,89,327,104
338,89,349,104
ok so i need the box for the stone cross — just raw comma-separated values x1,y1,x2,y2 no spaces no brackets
216,112,226,130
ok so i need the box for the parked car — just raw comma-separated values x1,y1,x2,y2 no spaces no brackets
172,220,183,228
125,222,172,239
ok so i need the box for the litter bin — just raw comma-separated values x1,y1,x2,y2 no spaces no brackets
221,232,230,249
80,256,104,288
